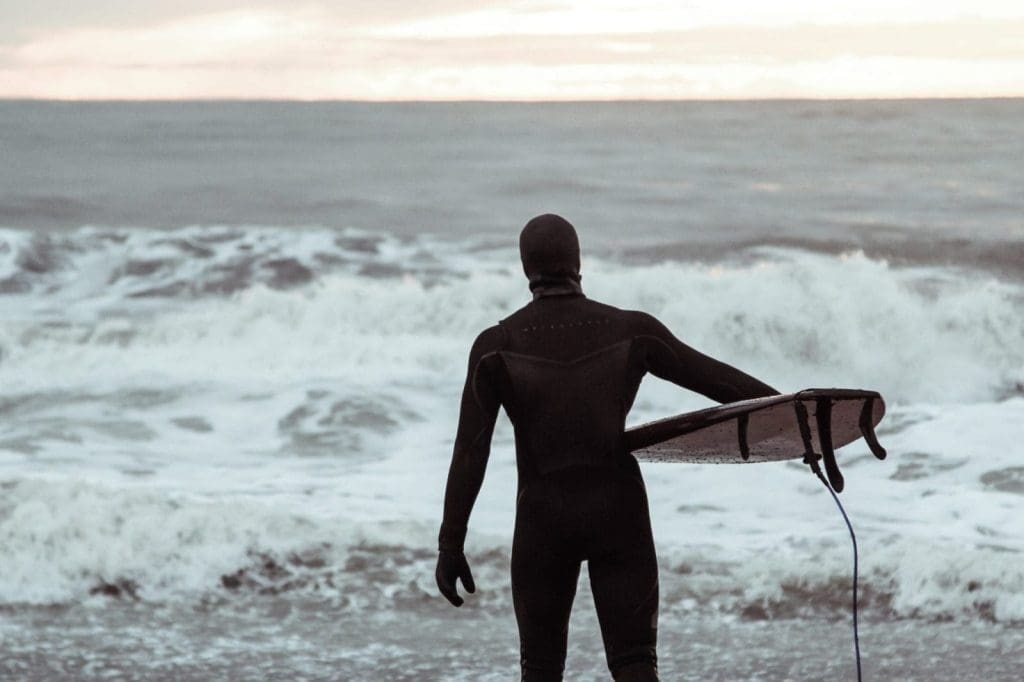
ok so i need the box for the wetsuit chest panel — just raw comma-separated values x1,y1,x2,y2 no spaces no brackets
499,341,632,475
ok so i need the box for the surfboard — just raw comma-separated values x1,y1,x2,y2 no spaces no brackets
624,388,887,492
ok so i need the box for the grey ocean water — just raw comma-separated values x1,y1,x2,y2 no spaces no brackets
1,100,1023,680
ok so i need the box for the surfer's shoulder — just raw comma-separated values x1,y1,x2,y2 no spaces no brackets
468,324,507,359
621,308,667,335
622,310,680,353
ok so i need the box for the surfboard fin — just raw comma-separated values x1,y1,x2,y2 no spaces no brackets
737,414,750,461
794,400,817,467
859,398,887,460
794,400,844,493
816,398,844,493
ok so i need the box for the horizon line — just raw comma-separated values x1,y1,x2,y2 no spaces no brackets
2,95,1023,104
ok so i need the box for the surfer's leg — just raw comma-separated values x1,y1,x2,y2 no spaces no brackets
588,476,660,680
511,491,582,681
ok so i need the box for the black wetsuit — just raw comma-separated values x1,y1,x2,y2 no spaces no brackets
439,282,777,680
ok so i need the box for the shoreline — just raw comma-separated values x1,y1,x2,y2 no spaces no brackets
3,597,1022,680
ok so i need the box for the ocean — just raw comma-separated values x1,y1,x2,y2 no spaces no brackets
0,100,1022,680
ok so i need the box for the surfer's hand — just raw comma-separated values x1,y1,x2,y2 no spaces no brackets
436,550,476,607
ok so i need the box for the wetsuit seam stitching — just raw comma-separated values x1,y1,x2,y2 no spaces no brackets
497,339,632,367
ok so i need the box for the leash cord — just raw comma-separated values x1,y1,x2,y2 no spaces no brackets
807,460,862,682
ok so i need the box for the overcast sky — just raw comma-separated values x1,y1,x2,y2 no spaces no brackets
1,0,1023,99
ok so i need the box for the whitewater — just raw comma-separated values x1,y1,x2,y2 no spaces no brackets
1,100,1022,679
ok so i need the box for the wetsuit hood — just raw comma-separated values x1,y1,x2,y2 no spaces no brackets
519,214,582,298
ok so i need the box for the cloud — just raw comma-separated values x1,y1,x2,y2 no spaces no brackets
1,1,1023,98
374,0,1024,37
0,0,496,42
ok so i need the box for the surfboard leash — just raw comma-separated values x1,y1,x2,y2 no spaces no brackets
808,454,862,682
794,400,862,682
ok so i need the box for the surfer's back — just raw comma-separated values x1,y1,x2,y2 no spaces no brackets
488,294,646,476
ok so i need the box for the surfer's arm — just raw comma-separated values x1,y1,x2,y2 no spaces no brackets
634,312,779,403
438,325,504,553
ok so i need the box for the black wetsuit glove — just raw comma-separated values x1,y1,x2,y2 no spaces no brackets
435,550,476,607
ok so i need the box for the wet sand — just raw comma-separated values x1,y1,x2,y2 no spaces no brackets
3,595,1021,681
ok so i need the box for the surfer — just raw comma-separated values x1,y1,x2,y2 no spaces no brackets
436,214,779,681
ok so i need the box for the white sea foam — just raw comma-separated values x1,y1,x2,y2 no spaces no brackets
1,230,1021,402
0,228,1022,622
